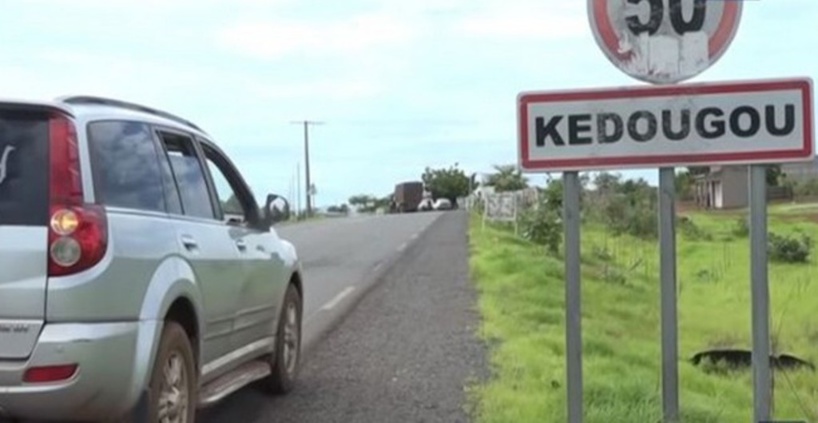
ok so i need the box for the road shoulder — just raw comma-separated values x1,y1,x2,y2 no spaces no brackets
202,211,488,423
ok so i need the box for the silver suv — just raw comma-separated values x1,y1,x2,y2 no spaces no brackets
0,96,304,422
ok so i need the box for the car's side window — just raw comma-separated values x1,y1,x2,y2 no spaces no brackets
152,136,184,216
204,153,246,225
199,142,256,227
87,120,167,213
156,131,216,220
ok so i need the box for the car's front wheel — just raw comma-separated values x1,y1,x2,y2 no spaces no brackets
263,283,302,395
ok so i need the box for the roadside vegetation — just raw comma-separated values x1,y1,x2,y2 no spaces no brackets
468,172,818,423
347,163,475,214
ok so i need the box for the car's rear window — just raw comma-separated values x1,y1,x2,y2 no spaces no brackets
0,110,50,226
88,120,167,213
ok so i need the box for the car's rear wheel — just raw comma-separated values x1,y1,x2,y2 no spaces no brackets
146,321,197,423
263,283,302,394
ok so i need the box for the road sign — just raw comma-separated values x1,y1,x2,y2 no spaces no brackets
588,0,743,84
539,2,792,423
484,193,517,222
518,78,814,172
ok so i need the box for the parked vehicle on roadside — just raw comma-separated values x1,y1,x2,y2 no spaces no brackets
418,198,434,211
393,181,424,213
433,198,452,210
0,95,304,422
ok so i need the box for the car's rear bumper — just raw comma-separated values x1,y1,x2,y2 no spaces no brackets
0,320,161,421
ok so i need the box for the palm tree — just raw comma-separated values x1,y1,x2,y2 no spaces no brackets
485,164,528,192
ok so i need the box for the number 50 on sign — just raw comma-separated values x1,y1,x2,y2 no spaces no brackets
589,0,742,84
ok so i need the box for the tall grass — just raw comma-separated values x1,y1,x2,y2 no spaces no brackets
468,204,818,423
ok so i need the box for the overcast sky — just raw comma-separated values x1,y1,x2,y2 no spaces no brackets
0,0,814,207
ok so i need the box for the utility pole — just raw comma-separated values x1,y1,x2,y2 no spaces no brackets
296,162,301,219
288,167,295,217
290,120,324,217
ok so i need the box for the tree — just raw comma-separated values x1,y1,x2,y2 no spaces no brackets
421,164,471,206
484,164,528,192
349,194,394,213
687,166,710,176
766,165,784,187
592,172,621,193
327,204,350,214
470,173,480,193
373,195,392,212
348,194,378,213
222,194,243,215
674,169,695,200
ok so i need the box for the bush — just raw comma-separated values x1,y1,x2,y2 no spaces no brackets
602,267,626,285
517,189,562,255
603,194,657,239
794,177,818,199
587,177,658,239
768,232,813,263
678,216,713,241
619,206,658,239
732,216,749,238
592,246,614,262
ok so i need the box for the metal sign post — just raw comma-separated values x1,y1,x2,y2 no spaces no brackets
563,171,583,423
749,164,772,421
514,2,813,421
587,1,742,421
518,76,813,423
658,167,679,422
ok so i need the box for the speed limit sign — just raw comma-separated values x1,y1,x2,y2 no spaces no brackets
588,0,743,84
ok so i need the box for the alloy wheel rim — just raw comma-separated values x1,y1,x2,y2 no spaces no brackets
283,302,300,375
158,352,189,423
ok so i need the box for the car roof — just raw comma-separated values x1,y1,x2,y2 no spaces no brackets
0,95,210,140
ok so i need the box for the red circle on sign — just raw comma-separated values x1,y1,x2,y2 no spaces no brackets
590,0,742,83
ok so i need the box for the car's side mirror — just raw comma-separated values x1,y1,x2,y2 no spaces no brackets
263,194,291,228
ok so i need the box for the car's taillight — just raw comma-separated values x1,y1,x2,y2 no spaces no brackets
23,364,79,384
47,115,108,277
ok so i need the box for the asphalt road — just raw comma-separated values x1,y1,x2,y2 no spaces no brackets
199,210,487,423
8,211,487,423
275,212,443,355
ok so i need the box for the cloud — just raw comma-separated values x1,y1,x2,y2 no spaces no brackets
216,12,418,60
451,1,587,40
259,78,384,101
1,0,812,209
23,56,394,148
25,0,285,9
5,50,232,102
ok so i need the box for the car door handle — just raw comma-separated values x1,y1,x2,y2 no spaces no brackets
180,235,199,251
235,239,248,252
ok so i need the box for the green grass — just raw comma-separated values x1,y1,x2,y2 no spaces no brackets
468,206,818,423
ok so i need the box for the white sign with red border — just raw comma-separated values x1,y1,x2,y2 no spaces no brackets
588,0,742,84
517,78,814,172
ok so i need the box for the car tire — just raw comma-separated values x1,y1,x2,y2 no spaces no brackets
263,283,302,395
143,321,198,423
